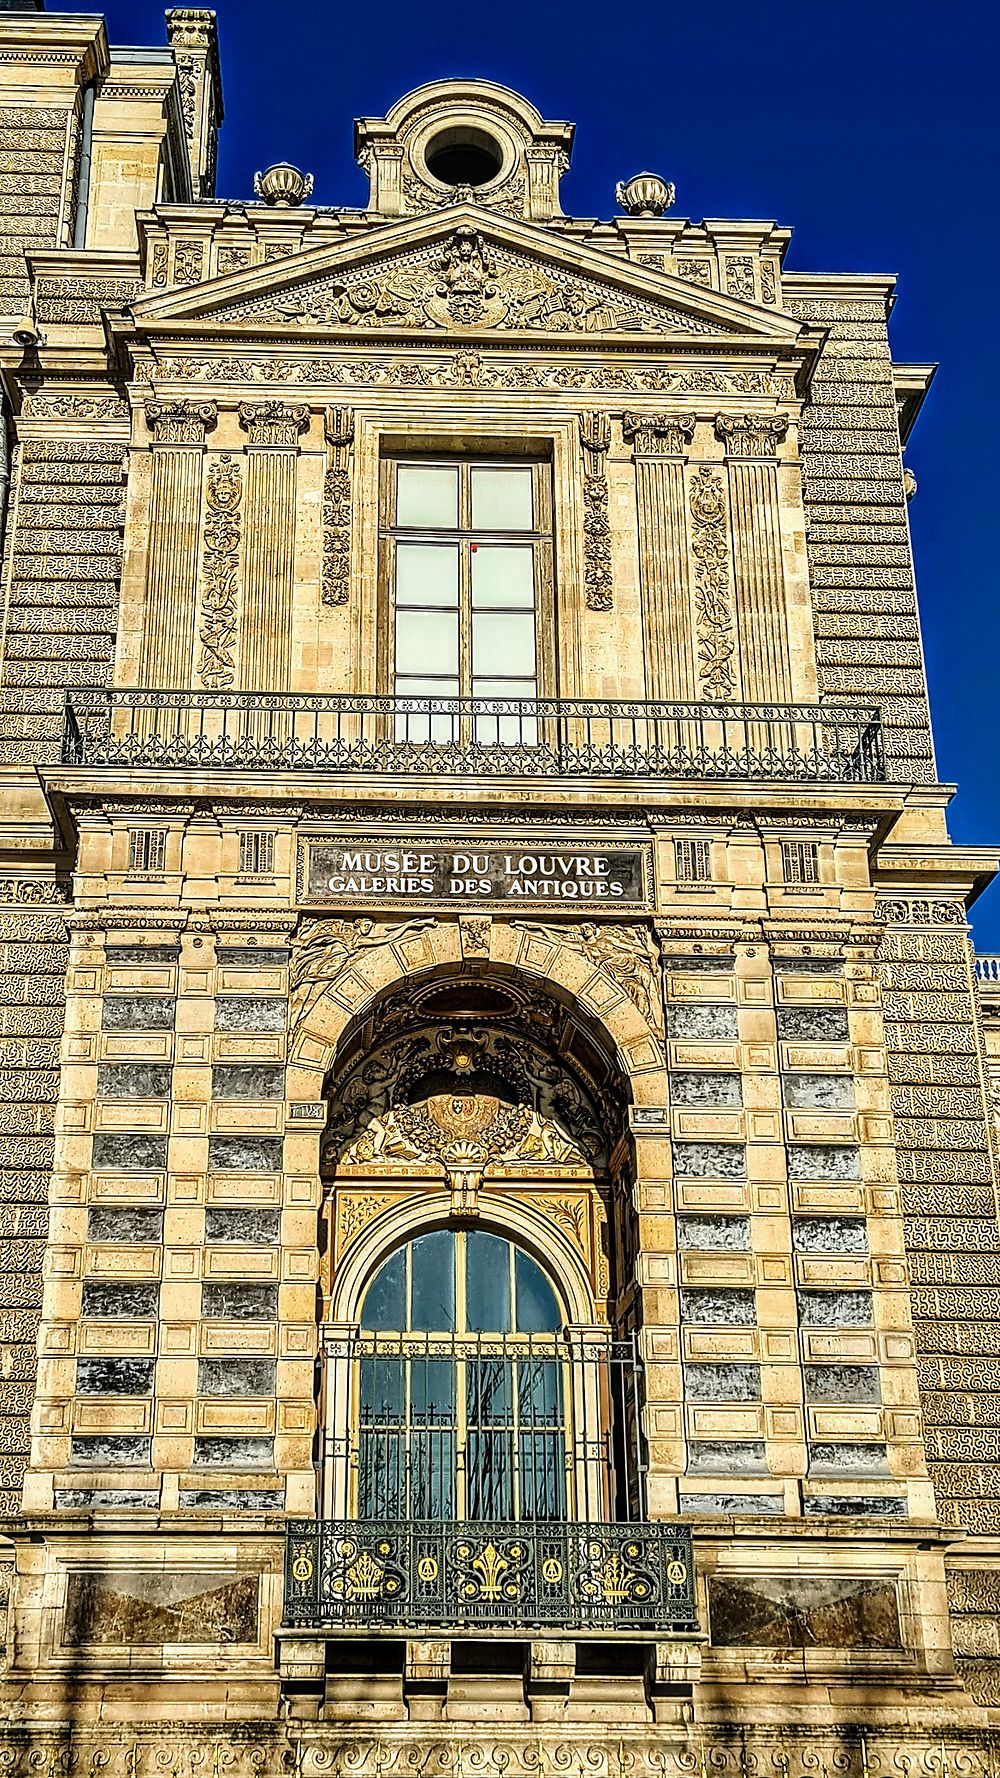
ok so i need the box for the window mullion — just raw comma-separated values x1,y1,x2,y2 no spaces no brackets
459,540,474,717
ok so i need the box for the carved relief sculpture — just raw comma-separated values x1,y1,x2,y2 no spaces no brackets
197,452,243,688
687,465,738,701
579,412,614,611
321,407,355,607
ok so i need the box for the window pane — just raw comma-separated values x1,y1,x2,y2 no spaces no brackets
515,1250,561,1331
396,543,458,608
472,544,535,609
411,1356,456,1420
410,1430,455,1519
519,1432,565,1520
472,679,536,701
360,1355,406,1424
472,612,536,678
396,609,459,676
395,679,460,745
361,1247,405,1330
397,464,458,529
467,1430,515,1518
467,1357,513,1424
471,466,533,531
465,1230,511,1332
410,1229,456,1331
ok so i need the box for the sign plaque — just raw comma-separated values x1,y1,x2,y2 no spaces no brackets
299,837,651,910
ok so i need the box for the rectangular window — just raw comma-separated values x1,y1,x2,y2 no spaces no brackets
781,840,819,885
238,830,275,876
675,838,711,884
382,456,552,745
127,828,166,875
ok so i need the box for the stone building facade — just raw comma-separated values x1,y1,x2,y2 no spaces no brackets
1,3,1000,1771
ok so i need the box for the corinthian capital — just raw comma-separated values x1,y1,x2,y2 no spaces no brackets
145,399,217,444
622,412,696,457
714,412,790,458
238,401,310,447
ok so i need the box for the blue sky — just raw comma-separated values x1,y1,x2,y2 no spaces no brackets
94,0,1000,944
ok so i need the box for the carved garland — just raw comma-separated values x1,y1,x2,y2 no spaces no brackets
579,413,613,612
197,453,243,689
688,466,737,701
321,407,354,607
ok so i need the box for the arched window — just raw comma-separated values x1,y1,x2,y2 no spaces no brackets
356,1229,567,1524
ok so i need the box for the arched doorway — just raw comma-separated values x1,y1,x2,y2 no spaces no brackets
317,965,644,1528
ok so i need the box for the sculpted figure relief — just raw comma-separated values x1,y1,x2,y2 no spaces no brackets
290,915,436,996
324,1022,609,1175
514,919,665,1037
222,228,727,338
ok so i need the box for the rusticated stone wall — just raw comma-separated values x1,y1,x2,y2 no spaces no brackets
878,897,1000,1535
0,437,127,763
0,881,68,1516
0,104,73,319
788,291,934,784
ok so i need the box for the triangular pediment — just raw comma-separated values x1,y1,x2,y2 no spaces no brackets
129,206,804,344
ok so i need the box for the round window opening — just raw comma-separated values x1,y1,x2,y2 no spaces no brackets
424,125,504,189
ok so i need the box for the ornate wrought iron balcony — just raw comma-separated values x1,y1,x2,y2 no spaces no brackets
283,1519,697,1635
62,690,885,784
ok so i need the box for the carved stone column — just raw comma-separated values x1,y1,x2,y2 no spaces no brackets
715,413,792,702
139,401,217,688
237,401,309,689
623,413,696,700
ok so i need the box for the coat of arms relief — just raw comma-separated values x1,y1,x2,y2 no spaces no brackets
208,225,732,337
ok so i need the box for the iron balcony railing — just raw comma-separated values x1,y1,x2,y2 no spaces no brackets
283,1518,697,1635
321,1331,648,1527
288,1332,698,1634
62,689,886,784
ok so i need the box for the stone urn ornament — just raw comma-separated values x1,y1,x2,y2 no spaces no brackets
615,172,676,216
254,162,315,206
